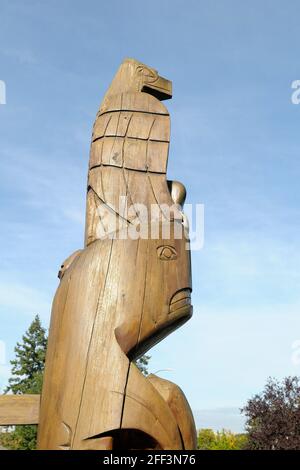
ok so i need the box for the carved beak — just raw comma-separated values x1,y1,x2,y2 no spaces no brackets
142,75,172,101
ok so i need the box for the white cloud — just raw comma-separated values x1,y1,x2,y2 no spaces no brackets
149,302,300,411
192,231,300,309
0,281,51,321
0,144,86,227
193,407,246,433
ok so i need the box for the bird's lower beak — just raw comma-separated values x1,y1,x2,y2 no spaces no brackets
142,75,172,101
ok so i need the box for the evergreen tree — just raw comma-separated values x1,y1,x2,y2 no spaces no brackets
1,315,47,450
5,315,47,395
134,354,151,376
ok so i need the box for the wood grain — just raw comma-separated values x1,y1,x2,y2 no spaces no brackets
34,58,196,449
148,375,197,450
0,395,40,425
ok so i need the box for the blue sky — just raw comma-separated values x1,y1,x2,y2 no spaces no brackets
1,0,300,431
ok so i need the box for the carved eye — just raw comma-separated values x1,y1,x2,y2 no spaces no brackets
136,65,158,83
157,245,177,261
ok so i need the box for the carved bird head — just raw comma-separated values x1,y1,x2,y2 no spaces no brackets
103,58,172,102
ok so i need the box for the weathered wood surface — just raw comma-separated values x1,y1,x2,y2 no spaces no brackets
0,395,40,425
35,58,195,450
148,375,197,450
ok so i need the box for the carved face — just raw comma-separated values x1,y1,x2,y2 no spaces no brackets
114,219,192,359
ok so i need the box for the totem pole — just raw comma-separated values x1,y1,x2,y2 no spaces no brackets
0,59,196,450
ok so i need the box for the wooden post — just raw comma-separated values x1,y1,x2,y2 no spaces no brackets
1,59,196,450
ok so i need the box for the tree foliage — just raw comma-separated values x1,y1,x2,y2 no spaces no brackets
134,354,151,376
242,376,300,450
5,315,47,395
198,428,248,450
0,315,47,450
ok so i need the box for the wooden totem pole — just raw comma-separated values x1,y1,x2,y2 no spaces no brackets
0,59,196,450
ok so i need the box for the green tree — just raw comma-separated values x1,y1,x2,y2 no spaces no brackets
5,315,47,395
198,428,248,450
0,315,47,450
134,354,151,376
197,428,216,449
242,376,300,450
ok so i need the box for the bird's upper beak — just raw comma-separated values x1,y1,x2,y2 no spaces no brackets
142,74,172,101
